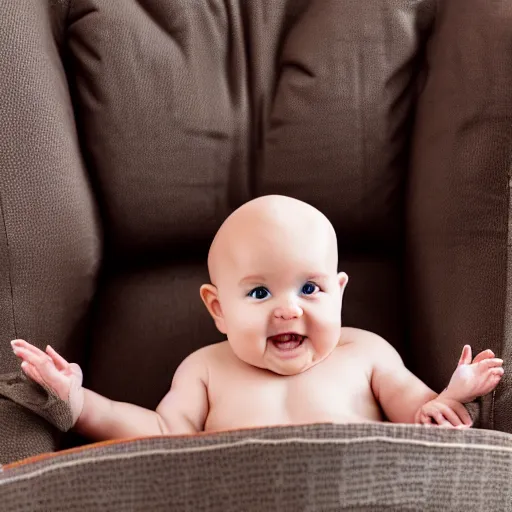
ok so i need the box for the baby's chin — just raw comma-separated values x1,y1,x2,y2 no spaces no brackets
228,338,334,375
237,352,316,376
275,359,327,375
261,353,324,376
267,365,313,376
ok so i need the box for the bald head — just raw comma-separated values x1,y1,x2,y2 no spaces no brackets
207,195,338,285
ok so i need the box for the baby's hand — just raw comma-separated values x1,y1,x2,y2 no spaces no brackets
415,396,472,428
443,345,504,404
11,339,84,425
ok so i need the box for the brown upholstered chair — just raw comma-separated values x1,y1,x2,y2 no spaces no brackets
1,1,512,509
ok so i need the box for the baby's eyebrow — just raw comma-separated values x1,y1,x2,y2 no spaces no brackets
305,273,329,281
239,273,329,286
239,275,266,285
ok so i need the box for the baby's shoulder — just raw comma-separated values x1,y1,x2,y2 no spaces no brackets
172,341,230,385
180,340,231,369
337,327,394,355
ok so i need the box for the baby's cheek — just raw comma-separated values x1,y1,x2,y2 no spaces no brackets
312,299,341,329
318,311,342,347
227,305,263,336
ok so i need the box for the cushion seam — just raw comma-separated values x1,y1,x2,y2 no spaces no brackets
0,188,18,339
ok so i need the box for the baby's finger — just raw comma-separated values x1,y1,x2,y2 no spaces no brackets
11,340,48,359
12,345,52,367
21,362,45,388
473,349,495,364
491,367,505,378
20,361,35,379
23,360,68,399
437,405,462,426
488,374,503,391
68,362,83,382
478,358,504,370
452,402,472,426
478,357,503,368
46,345,70,372
480,368,504,388
25,362,52,391
475,377,497,398
420,413,432,425
11,346,64,391
431,410,452,427
482,372,504,393
458,345,472,366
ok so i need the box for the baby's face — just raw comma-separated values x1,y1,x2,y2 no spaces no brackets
211,219,347,376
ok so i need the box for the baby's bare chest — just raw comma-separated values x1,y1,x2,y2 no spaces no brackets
204,359,381,431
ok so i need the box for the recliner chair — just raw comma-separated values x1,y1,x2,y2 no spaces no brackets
1,1,512,509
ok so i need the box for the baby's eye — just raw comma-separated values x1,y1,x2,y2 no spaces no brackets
248,287,270,300
301,282,319,295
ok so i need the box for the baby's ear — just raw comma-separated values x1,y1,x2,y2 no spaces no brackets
337,272,348,297
199,284,227,334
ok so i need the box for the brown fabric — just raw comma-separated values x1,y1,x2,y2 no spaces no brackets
2,423,512,511
503,166,512,435
0,373,73,433
406,0,512,431
465,401,481,429
0,399,60,466
0,0,100,461
86,264,219,407
0,371,72,463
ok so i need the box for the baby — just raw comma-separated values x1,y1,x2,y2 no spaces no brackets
11,195,504,440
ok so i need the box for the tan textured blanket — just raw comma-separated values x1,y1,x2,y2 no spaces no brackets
1,423,511,511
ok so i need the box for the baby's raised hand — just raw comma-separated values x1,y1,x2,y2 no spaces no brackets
443,345,504,404
11,339,84,425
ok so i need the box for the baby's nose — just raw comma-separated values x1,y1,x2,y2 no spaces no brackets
273,300,303,320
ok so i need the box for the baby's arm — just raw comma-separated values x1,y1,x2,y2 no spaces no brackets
79,351,209,439
76,388,169,440
155,351,209,434
368,334,472,426
11,340,208,441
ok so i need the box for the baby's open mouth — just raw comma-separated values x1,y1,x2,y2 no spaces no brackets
268,333,306,350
